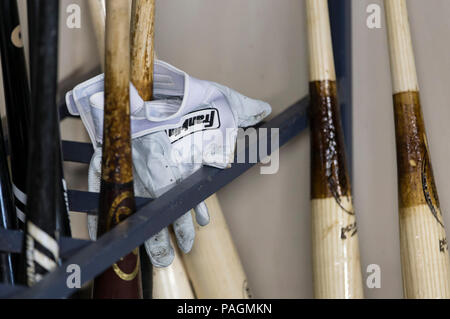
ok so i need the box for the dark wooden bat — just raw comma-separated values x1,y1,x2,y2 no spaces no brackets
20,0,61,287
92,0,142,299
0,123,17,285
306,0,363,298
0,0,70,242
0,0,31,230
27,0,39,105
27,0,71,239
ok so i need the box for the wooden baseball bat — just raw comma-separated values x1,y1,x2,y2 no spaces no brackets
0,0,31,229
306,0,364,299
88,0,249,299
27,0,39,94
0,0,32,284
92,0,142,299
25,0,72,240
0,121,16,284
130,0,155,299
129,0,251,299
21,0,61,287
130,0,195,300
384,0,450,298
153,232,195,299
182,195,252,299
87,0,194,299
130,0,155,102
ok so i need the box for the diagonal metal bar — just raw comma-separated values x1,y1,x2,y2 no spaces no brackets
7,97,308,298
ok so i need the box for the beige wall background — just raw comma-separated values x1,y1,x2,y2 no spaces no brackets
1,0,450,299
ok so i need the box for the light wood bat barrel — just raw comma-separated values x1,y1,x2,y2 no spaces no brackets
306,0,335,82
130,0,155,101
93,0,143,299
306,0,364,299
129,0,195,299
88,0,194,299
182,195,252,299
152,233,195,299
384,0,450,298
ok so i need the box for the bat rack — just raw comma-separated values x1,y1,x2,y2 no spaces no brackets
0,0,351,298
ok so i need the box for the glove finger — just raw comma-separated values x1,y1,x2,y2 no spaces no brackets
173,211,195,253
88,148,102,193
236,98,272,128
211,83,272,128
194,202,210,226
144,227,174,268
87,214,98,241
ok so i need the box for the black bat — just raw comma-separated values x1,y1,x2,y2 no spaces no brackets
0,124,17,284
21,0,61,286
27,0,72,239
0,0,31,230
27,0,39,109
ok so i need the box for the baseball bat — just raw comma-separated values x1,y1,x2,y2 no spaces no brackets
153,232,195,299
88,0,249,299
0,120,16,284
29,3,71,240
130,0,154,299
0,0,71,241
0,0,31,229
182,195,252,298
306,0,364,298
92,0,142,299
27,0,40,112
21,0,61,287
88,0,194,299
130,0,195,299
384,0,450,298
27,1,71,240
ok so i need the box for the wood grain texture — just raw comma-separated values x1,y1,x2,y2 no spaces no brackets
152,233,195,299
399,205,450,298
385,0,450,298
306,0,335,81
130,0,195,300
88,0,193,300
131,0,155,101
182,195,252,299
385,0,419,93
311,197,363,298
306,0,363,298
93,0,142,299
130,0,155,300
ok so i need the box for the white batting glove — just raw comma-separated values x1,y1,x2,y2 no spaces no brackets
66,59,271,267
